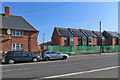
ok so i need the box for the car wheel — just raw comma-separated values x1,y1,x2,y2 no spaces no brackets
32,58,38,62
8,59,15,64
45,57,50,61
62,56,67,60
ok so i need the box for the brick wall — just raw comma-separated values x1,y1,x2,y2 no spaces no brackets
0,29,39,52
112,38,118,46
52,29,97,46
92,37,97,46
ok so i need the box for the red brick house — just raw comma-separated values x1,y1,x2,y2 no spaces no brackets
102,30,119,46
80,29,97,46
0,7,39,52
92,31,105,46
51,27,97,46
51,27,74,46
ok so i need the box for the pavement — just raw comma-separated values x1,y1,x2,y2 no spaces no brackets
1,53,119,80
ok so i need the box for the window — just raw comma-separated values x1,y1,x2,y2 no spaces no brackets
102,37,105,44
12,30,23,36
8,52,14,55
78,38,81,42
64,37,67,42
23,51,29,55
88,37,92,43
56,51,61,54
51,51,55,54
93,38,95,42
13,52,22,55
12,43,24,51
46,52,50,54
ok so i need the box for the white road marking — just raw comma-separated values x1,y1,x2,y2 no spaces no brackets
3,68,29,72
41,66,119,79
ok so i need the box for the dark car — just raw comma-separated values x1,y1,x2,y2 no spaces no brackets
5,51,40,64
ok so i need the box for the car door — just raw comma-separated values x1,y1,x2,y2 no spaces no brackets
55,51,62,59
50,51,57,59
22,51,33,61
13,51,23,62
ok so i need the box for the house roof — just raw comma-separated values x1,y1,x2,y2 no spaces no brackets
68,28,85,37
118,33,120,37
80,29,97,37
55,27,73,37
0,14,38,32
104,31,119,38
93,31,104,38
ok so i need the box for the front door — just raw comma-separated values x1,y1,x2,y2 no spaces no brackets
68,37,74,46
82,37,87,46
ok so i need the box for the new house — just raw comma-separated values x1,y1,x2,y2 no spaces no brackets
92,31,105,46
51,27,97,46
102,30,119,46
0,7,39,52
80,29,97,46
68,28,87,46
51,27,73,46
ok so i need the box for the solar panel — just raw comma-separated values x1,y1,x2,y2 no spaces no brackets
118,33,120,36
58,30,73,37
109,32,119,37
85,31,96,37
95,32,103,37
72,30,85,37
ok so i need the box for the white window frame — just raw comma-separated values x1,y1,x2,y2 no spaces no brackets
88,37,92,46
12,43,24,51
12,30,23,36
88,37,92,43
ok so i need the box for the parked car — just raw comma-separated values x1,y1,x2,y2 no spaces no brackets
5,51,40,64
42,51,69,61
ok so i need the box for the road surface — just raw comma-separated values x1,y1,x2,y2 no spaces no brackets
1,53,119,80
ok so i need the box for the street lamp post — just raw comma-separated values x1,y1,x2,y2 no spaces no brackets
43,33,45,44
100,21,102,55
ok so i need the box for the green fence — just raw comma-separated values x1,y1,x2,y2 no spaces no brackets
50,45,120,55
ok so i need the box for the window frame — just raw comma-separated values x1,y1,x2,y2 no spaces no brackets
12,30,24,36
12,43,24,51
78,38,81,42
88,37,92,43
64,37,67,43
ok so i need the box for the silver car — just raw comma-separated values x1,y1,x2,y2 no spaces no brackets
42,51,69,61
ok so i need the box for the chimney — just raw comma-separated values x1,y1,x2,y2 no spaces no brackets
5,7,10,16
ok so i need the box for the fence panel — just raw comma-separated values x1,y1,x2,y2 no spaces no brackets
103,46,114,53
75,46,100,54
49,45,120,55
